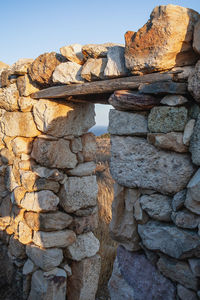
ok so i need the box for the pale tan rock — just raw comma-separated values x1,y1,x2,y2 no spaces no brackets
82,43,120,58
11,137,33,155
125,5,200,74
67,162,96,176
18,221,32,244
81,58,107,81
28,52,66,87
5,165,19,191
109,184,141,251
53,62,84,84
31,137,77,168
147,132,188,153
33,229,76,248
183,119,195,146
28,268,67,300
24,211,73,231
104,45,129,78
67,255,101,300
12,186,26,206
17,74,40,97
59,176,98,213
0,83,19,111
193,19,200,55
8,235,26,259
20,190,59,212
0,148,15,165
60,43,84,64
1,111,41,137
18,96,38,112
2,136,13,151
11,58,34,75
32,166,64,182
65,232,99,261
69,213,98,234
33,99,95,137
81,132,96,162
26,244,63,271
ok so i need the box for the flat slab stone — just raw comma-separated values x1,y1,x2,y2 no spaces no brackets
33,229,76,248
138,220,200,259
110,136,194,195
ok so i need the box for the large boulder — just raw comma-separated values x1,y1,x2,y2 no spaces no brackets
110,136,195,195
125,5,199,74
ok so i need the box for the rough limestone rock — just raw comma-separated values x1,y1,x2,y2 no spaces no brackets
109,246,176,300
81,58,107,81
28,268,67,300
190,115,200,165
82,43,120,58
188,60,200,102
183,119,195,146
1,111,40,137
81,132,96,162
11,137,33,155
104,45,129,78
26,244,63,271
24,211,73,231
69,213,98,234
32,166,64,182
8,235,26,259
185,168,200,215
52,62,84,84
138,221,200,259
108,109,148,136
18,221,32,244
157,255,199,291
160,95,188,106
11,58,34,75
31,137,77,169
148,106,188,133
67,255,101,300
109,184,141,251
172,189,186,211
17,74,40,97
110,136,194,195
189,258,200,277
177,285,198,300
59,176,98,213
20,190,59,212
28,52,66,87
65,232,99,261
171,210,200,229
193,19,200,55
67,162,96,177
33,99,95,137
125,5,199,74
0,83,19,111
147,132,188,153
33,229,76,248
139,194,172,221
60,44,84,65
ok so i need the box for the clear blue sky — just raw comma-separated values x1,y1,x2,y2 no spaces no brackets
1,0,200,126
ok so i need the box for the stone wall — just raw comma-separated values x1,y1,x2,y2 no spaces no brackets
1,3,200,300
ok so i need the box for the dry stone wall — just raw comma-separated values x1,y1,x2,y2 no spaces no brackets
1,3,200,300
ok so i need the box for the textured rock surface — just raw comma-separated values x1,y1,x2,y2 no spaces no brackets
125,5,199,74
33,229,76,248
177,284,198,300
17,74,40,97
59,176,98,213
65,232,99,261
82,43,119,58
20,190,59,212
33,99,95,137
185,169,200,215
109,246,176,300
11,58,34,75
148,106,188,133
193,20,200,55
26,244,63,271
171,210,200,229
104,45,129,78
11,137,33,155
81,58,107,81
110,136,194,194
28,52,66,87
108,109,148,136
31,137,77,169
139,194,172,221
157,255,199,291
1,111,40,137
172,189,186,211
0,83,19,111
60,43,84,64
52,62,84,84
109,184,141,251
188,60,200,102
81,133,96,162
183,119,195,146
160,95,188,106
189,258,200,276
18,221,32,244
67,162,96,177
69,213,98,234
67,255,101,300
28,268,67,300
190,115,200,165
147,132,188,153
138,221,200,259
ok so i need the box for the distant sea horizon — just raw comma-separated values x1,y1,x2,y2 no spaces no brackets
89,125,108,136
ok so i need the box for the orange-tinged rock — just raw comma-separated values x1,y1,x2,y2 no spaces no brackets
125,5,200,74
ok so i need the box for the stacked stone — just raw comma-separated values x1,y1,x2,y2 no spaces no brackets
0,59,100,299
108,5,200,300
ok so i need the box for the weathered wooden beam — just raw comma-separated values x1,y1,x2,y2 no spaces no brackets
108,90,161,111
31,73,174,99
64,93,112,104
